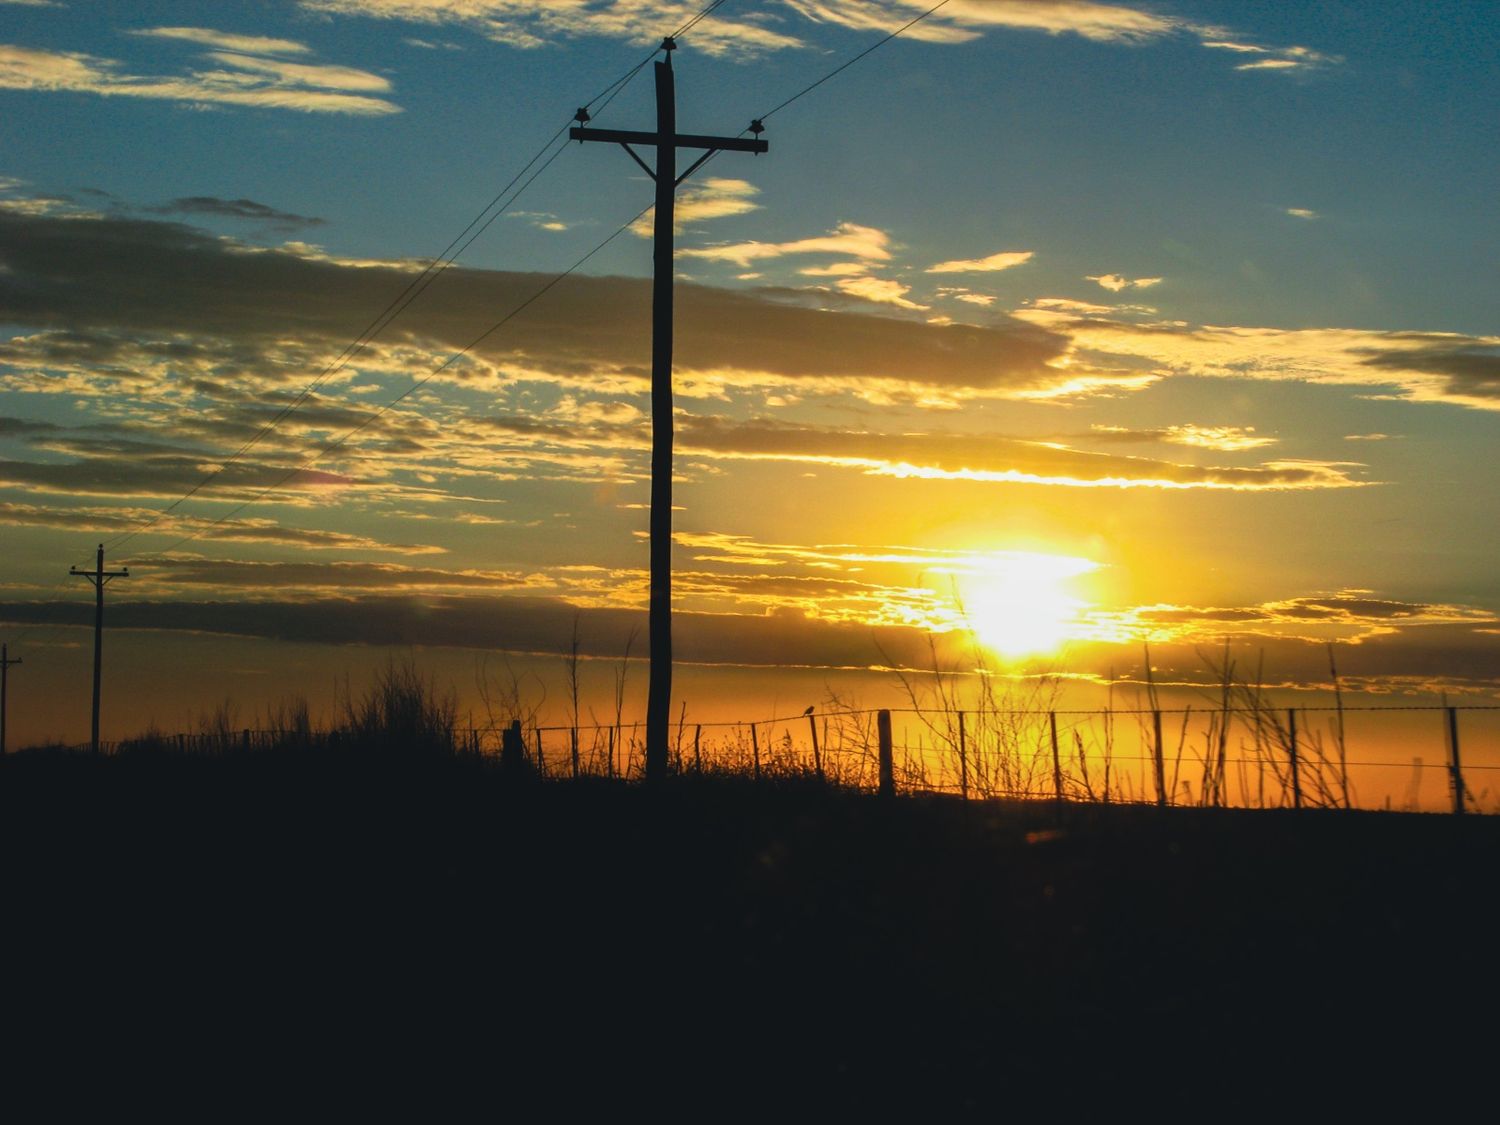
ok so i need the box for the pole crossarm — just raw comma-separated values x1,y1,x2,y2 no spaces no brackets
69,566,129,585
569,126,767,154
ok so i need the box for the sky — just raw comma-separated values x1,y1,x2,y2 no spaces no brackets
0,0,1497,782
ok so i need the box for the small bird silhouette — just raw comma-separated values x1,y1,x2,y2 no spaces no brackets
803,705,815,716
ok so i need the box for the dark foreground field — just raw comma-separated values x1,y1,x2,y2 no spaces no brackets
3,749,1495,1115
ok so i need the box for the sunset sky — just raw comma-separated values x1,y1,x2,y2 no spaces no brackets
1,0,1496,756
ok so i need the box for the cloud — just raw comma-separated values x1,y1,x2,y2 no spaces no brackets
0,209,1076,401
1285,207,1319,220
1011,306,1500,411
673,415,1354,491
785,1,1338,72
0,500,444,554
798,262,867,278
151,197,325,228
785,0,1179,45
681,221,891,268
1086,424,1276,452
1098,592,1496,646
926,250,1033,274
298,1,805,56
1086,274,1162,292
833,276,926,311
130,27,314,57
0,37,400,115
632,178,760,237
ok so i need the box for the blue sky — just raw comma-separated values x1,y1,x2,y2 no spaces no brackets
0,0,1497,751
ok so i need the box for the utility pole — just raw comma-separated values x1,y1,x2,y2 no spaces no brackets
1,642,20,755
69,544,128,754
570,38,767,780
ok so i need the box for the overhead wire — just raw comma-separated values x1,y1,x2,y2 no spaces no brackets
5,13,726,649
755,0,954,122
8,0,949,648
125,9,749,558
135,201,656,560
92,26,686,563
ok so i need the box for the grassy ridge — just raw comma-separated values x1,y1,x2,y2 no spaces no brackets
2,747,1495,1113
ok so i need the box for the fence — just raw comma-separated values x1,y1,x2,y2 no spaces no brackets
67,701,1498,815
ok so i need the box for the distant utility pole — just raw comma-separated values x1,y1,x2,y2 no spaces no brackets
69,544,129,754
1,642,20,755
570,38,767,781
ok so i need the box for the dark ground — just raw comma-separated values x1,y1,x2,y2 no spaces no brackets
2,748,1495,1115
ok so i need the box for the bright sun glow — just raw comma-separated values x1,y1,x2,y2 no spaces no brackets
951,552,1100,659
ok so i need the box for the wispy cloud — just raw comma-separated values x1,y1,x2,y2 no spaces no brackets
673,416,1356,491
0,31,400,115
926,250,1033,274
1284,207,1319,220
788,1,1339,73
1086,273,1162,292
150,196,325,228
130,27,315,57
681,220,891,268
834,276,926,311
299,1,804,55
1013,305,1500,411
633,178,760,237
1087,424,1277,452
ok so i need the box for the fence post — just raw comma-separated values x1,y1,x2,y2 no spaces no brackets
749,723,761,781
535,728,546,778
877,710,893,798
570,725,579,778
1050,711,1063,803
693,724,701,773
1446,707,1465,816
1287,709,1302,809
242,728,250,753
806,711,823,781
957,710,969,800
1152,709,1166,807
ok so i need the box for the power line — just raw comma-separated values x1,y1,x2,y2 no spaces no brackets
756,0,954,122
101,128,575,559
91,28,696,564
136,201,655,559
5,1,735,654
98,2,737,561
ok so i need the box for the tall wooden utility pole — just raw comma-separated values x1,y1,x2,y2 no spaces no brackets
1,643,20,755
570,38,767,780
69,544,128,754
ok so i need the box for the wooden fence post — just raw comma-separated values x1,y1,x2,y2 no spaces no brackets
1287,709,1302,809
957,710,969,800
749,723,760,780
1446,707,1466,816
693,724,701,773
1152,709,1166,807
535,728,546,777
877,710,893,798
806,711,823,782
1050,711,1063,803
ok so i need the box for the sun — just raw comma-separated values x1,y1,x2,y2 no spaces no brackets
952,552,1099,659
